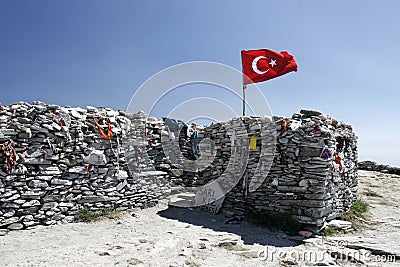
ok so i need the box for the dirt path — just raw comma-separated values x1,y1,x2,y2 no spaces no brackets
1,170,399,266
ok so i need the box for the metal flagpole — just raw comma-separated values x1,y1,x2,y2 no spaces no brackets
242,84,246,116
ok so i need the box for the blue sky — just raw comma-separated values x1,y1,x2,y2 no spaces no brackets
1,1,399,166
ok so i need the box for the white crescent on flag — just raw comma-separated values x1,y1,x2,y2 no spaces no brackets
252,56,269,74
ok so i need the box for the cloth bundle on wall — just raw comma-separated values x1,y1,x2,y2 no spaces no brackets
94,119,120,166
193,128,200,157
313,123,321,135
280,119,289,135
45,138,57,154
289,120,301,131
230,131,237,147
59,117,66,126
272,116,283,122
95,120,113,140
242,169,249,200
1,140,18,173
329,153,344,173
220,141,225,149
249,134,258,150
335,154,342,165
321,148,331,159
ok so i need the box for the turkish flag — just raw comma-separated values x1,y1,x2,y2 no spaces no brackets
241,49,298,85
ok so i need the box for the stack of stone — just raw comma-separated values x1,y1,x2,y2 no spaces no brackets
0,102,170,232
0,101,358,232
218,110,358,228
359,160,400,175
139,117,197,187
172,110,358,229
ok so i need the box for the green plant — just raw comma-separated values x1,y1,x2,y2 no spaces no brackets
75,207,123,222
100,208,123,219
341,199,368,229
322,225,336,236
75,207,100,222
363,189,382,197
350,199,368,218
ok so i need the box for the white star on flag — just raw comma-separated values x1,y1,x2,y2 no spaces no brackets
269,59,276,68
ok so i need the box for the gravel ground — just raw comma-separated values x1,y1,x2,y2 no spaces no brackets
1,170,399,267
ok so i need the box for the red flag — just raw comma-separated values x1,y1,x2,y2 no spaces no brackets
241,48,298,85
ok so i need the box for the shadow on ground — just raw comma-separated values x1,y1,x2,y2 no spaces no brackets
157,206,301,247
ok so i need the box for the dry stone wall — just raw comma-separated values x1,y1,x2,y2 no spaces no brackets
158,110,358,228
359,161,400,175
0,102,358,232
0,102,170,231
197,111,358,227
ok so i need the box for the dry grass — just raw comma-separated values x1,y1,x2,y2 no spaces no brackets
363,189,383,197
341,199,369,230
378,199,391,206
235,250,259,259
75,207,123,222
184,258,201,267
127,258,144,265
138,239,155,244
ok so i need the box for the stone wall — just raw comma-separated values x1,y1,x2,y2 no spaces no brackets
359,161,400,175
151,110,358,228
197,111,358,227
0,102,358,232
0,102,170,231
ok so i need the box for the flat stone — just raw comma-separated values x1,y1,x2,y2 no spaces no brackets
0,217,19,227
28,180,49,188
21,191,43,199
23,158,52,165
79,195,109,203
43,195,60,202
116,170,129,179
17,206,39,215
40,166,62,175
0,229,9,236
42,202,58,210
68,166,87,174
23,215,34,222
300,110,322,116
116,180,128,191
59,202,74,208
298,147,323,157
170,169,183,176
8,223,24,230
70,110,83,119
3,208,16,218
327,219,352,230
22,200,41,207
51,178,72,186
2,202,20,209
83,150,108,166
0,129,17,136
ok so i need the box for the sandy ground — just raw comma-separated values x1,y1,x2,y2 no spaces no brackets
1,170,399,267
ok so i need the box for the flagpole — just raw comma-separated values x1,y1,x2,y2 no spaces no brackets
242,84,246,116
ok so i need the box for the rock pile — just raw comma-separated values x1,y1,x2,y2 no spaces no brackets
0,102,358,232
0,102,170,231
240,110,357,228
174,110,358,229
359,161,400,175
